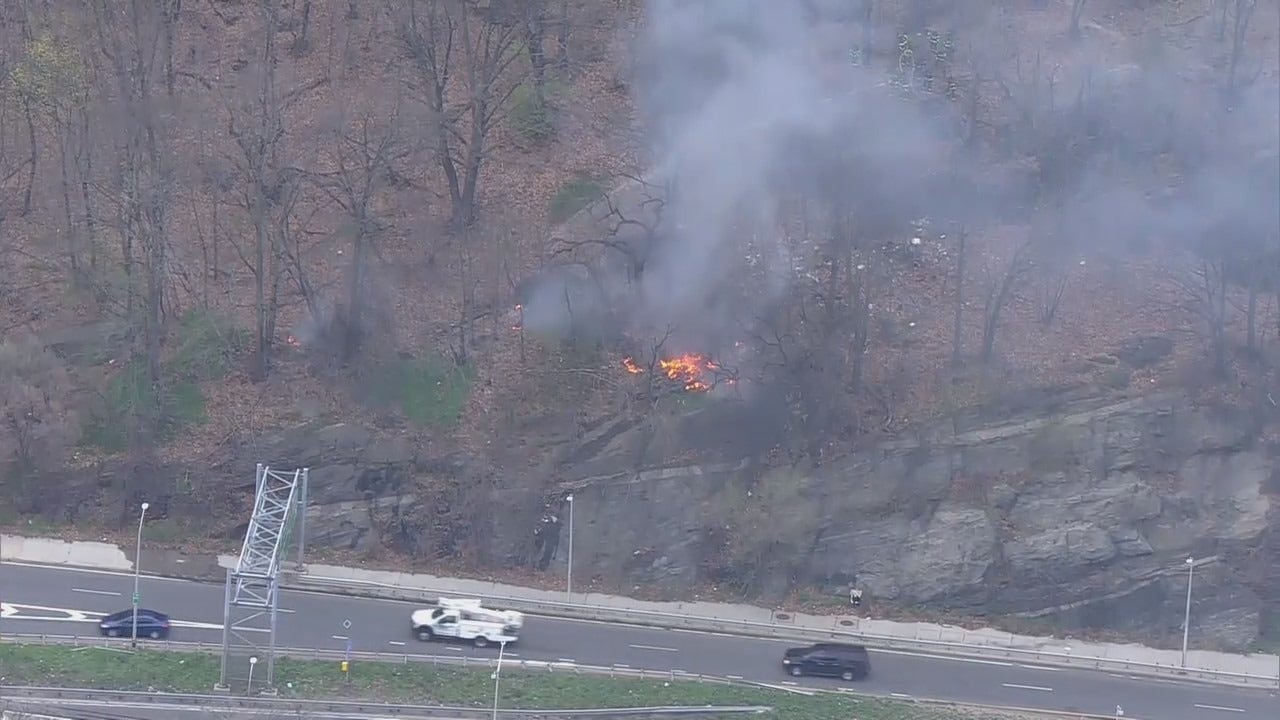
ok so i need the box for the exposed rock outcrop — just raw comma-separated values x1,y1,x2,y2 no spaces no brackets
208,390,1275,651
520,392,1274,651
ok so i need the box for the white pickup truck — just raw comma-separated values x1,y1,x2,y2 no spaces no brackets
410,597,523,647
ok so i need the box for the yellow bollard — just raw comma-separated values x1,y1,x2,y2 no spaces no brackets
340,660,349,673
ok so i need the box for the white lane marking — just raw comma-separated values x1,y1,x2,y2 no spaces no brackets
274,608,296,614
1016,663,1064,671
890,693,912,699
331,635,348,640
1001,683,1053,692
72,588,121,597
387,641,406,646
874,647,1012,667
615,663,631,668
557,657,577,663
0,603,258,633
446,646,465,651
1193,704,1245,713
726,674,743,680
629,643,679,652
2,602,97,621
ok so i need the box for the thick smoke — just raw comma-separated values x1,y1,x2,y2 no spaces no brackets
523,1,1279,366
628,0,840,340
523,0,937,350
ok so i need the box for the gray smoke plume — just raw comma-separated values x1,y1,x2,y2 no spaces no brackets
571,0,935,352
523,0,1279,366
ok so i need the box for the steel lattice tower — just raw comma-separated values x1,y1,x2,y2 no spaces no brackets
217,464,308,694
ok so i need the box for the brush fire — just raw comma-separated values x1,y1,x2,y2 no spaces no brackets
621,353,725,392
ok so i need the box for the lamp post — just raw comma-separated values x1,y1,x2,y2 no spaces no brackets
565,494,574,601
491,640,507,720
131,501,150,648
1180,556,1194,668
247,655,258,695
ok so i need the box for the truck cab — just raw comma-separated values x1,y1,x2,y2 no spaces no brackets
410,599,522,648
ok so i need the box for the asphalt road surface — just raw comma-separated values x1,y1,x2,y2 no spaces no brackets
1,562,1276,719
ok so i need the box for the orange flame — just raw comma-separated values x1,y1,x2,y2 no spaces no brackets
619,353,723,392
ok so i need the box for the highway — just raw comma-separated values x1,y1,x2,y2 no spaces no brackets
1,562,1276,719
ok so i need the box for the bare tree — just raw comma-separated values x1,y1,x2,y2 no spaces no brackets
10,29,94,287
225,0,326,381
518,0,551,98
310,104,407,364
89,0,179,441
979,237,1034,365
1173,255,1230,377
0,332,78,512
550,174,669,286
388,0,528,230
290,0,314,56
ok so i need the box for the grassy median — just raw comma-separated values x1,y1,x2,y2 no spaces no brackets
0,643,1031,720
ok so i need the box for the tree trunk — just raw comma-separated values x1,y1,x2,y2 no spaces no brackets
950,228,967,368
76,109,100,276
981,240,1030,365
56,129,81,286
1246,283,1258,351
556,0,570,70
20,95,37,215
161,0,182,96
251,194,270,381
292,0,313,56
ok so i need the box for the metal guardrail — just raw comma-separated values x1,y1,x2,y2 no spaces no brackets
290,573,1280,690
0,635,1188,720
0,633,736,686
0,685,769,718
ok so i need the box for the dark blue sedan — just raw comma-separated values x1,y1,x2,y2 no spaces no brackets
98,609,171,639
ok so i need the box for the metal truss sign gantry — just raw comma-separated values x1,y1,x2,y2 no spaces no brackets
218,463,309,694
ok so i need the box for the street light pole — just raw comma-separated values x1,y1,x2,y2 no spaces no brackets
247,655,259,695
565,494,574,601
1180,556,1194,668
131,501,150,648
491,640,506,720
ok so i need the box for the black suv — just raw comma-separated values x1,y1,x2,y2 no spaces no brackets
782,643,870,681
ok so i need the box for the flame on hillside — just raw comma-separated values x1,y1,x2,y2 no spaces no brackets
621,353,725,392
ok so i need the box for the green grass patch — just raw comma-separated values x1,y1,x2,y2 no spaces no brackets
549,172,605,222
80,309,244,452
0,643,1013,719
169,308,249,381
366,357,473,428
509,82,556,144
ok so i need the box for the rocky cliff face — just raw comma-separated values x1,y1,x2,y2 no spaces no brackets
271,391,1276,651
535,393,1276,651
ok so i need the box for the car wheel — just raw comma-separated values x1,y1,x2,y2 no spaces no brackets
841,669,855,682
789,665,803,677
416,628,433,642
107,629,121,638
149,630,161,640
474,636,490,648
